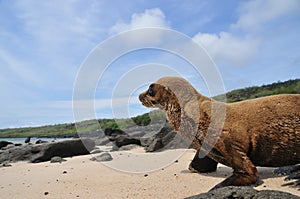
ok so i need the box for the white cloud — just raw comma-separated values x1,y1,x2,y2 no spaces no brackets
0,0,108,92
193,32,259,66
232,0,300,31
14,0,102,44
110,8,170,34
61,97,142,121
0,49,45,86
192,0,300,67
54,97,140,110
11,0,105,68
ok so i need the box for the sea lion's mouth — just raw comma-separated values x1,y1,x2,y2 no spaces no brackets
141,99,156,108
139,94,155,108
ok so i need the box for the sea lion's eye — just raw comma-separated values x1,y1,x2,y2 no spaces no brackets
148,84,155,97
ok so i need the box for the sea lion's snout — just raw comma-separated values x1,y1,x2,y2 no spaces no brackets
138,92,148,105
139,82,175,110
138,93,145,103
139,84,159,108
139,90,154,108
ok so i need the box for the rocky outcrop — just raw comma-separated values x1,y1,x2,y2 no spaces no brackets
104,127,127,137
113,135,141,148
142,124,189,152
35,139,48,144
185,186,300,199
0,138,95,163
50,156,67,163
0,141,13,149
102,127,142,148
94,123,189,152
274,164,300,186
90,152,113,162
118,144,141,151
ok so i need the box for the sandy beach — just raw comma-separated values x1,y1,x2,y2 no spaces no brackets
0,148,299,199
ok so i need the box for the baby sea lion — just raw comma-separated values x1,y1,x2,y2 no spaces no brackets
139,76,300,190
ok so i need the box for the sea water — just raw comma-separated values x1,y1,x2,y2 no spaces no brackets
0,137,73,144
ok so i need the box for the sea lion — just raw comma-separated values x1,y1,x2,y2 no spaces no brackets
139,76,300,190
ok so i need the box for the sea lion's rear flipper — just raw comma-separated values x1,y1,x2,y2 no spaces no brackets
188,150,218,173
274,164,300,186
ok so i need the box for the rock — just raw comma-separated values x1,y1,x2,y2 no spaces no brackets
94,137,111,146
189,186,258,199
31,138,95,163
185,186,300,199
110,145,119,152
90,149,102,154
274,164,299,175
104,127,127,137
140,137,154,147
90,152,113,162
124,123,164,138
0,138,95,164
255,190,300,198
119,144,140,151
127,131,146,138
0,161,12,167
50,156,66,163
1,144,15,150
144,123,191,152
142,124,186,152
114,135,141,148
0,141,13,149
274,164,300,185
105,142,115,146
35,139,48,144
95,122,188,151
145,138,164,152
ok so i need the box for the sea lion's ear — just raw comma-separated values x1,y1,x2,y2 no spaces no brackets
164,86,171,92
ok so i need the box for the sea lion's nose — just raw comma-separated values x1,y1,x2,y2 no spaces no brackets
139,94,144,102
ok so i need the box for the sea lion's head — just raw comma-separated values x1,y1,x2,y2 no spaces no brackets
139,76,201,120
139,76,201,132
139,82,176,110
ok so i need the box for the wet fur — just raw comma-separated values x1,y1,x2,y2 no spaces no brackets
139,76,300,190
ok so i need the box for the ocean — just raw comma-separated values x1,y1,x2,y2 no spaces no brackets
0,137,73,144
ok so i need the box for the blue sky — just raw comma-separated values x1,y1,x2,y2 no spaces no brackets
1,0,300,128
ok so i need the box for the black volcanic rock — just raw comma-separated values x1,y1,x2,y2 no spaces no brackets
185,186,300,199
104,127,127,137
35,139,48,144
145,138,164,152
143,124,189,152
274,164,300,186
0,141,13,149
114,135,141,148
0,138,95,163
90,152,113,162
50,156,66,163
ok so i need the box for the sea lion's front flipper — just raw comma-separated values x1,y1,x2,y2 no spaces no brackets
210,151,259,190
189,150,218,173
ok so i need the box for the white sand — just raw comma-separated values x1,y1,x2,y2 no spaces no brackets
0,148,299,199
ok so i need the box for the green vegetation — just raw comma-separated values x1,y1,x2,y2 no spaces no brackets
0,111,164,138
0,123,77,138
0,79,299,138
217,79,300,103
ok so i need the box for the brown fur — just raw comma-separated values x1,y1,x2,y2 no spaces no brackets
139,76,300,189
